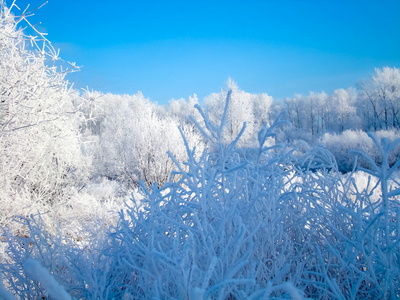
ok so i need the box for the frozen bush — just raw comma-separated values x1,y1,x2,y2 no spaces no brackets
321,130,376,172
322,129,400,173
311,134,400,299
375,129,400,167
23,258,71,300
106,91,307,298
1,213,116,299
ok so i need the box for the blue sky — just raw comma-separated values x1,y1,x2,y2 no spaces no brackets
16,0,400,104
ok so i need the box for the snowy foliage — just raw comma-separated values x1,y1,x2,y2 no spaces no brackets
1,1,400,299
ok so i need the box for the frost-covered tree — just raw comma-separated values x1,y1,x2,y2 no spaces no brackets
284,94,304,129
0,0,89,227
163,94,204,155
304,91,328,136
281,92,328,141
93,93,190,190
326,88,360,132
204,79,273,147
358,67,400,130
164,94,200,122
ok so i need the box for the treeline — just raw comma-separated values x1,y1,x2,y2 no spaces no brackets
269,68,400,172
272,67,400,137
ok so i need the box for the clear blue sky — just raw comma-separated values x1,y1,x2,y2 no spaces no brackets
14,0,400,104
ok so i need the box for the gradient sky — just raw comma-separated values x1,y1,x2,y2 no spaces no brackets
14,0,400,104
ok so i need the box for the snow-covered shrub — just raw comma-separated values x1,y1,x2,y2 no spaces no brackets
105,95,400,298
321,130,377,172
1,213,115,299
310,134,400,299
375,129,400,167
321,129,400,173
344,170,382,203
106,91,307,298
